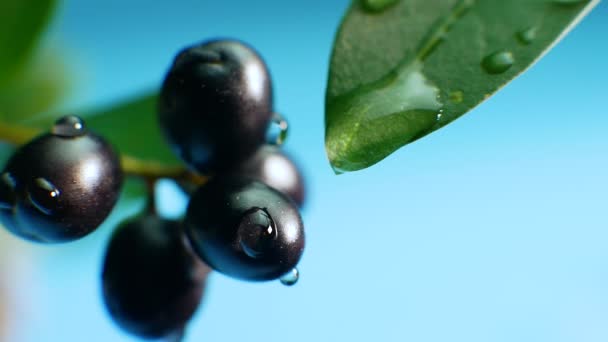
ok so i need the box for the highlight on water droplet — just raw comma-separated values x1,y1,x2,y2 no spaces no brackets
481,50,515,75
436,109,444,122
361,0,400,13
280,268,299,286
27,178,61,215
516,26,537,45
266,112,289,146
448,90,464,104
53,115,87,137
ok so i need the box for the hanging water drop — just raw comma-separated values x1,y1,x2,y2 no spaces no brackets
27,178,61,215
361,0,400,13
52,115,87,137
481,50,514,75
266,112,289,146
516,26,537,45
280,268,299,286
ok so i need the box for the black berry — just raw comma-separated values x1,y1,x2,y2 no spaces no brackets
0,115,123,243
185,177,305,281
232,145,305,207
102,215,210,339
158,39,273,173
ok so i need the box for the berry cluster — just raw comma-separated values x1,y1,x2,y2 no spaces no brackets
0,39,307,340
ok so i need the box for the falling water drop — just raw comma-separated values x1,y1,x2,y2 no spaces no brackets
280,268,299,286
266,112,289,146
481,50,515,75
27,178,61,215
52,115,87,137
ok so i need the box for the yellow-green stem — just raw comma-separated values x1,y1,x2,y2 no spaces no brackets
0,120,206,185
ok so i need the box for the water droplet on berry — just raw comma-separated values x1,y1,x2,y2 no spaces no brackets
0,172,17,210
280,268,299,286
52,115,87,137
266,112,289,146
516,26,537,45
481,50,514,75
27,178,61,215
237,208,277,258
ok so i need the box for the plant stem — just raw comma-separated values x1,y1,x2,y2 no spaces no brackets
0,120,206,185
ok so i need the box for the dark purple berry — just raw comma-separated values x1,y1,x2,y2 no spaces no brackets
0,115,123,243
158,39,273,173
185,177,305,281
231,145,305,207
102,215,210,339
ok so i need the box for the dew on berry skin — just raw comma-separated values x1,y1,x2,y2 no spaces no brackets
266,112,288,146
52,115,87,137
238,208,277,258
27,178,61,215
481,50,514,75
0,172,17,210
280,268,299,286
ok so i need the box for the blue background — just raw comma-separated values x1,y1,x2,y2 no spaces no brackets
2,0,607,341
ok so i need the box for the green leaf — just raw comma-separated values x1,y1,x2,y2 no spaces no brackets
0,0,57,85
0,51,69,124
325,0,599,173
83,93,181,168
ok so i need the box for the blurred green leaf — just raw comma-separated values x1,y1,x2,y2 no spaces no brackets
120,177,147,207
0,51,69,124
0,0,57,85
83,93,181,167
325,0,599,173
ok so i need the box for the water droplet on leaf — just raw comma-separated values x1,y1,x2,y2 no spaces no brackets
481,50,514,75
280,268,299,286
517,27,537,45
266,112,289,146
449,90,464,104
52,115,87,137
361,0,400,13
28,178,61,215
553,0,585,5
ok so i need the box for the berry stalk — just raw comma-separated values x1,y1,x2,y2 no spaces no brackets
0,120,205,184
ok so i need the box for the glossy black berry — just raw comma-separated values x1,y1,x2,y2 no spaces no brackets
102,215,210,339
232,145,305,207
185,177,305,281
0,115,123,243
159,39,273,173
